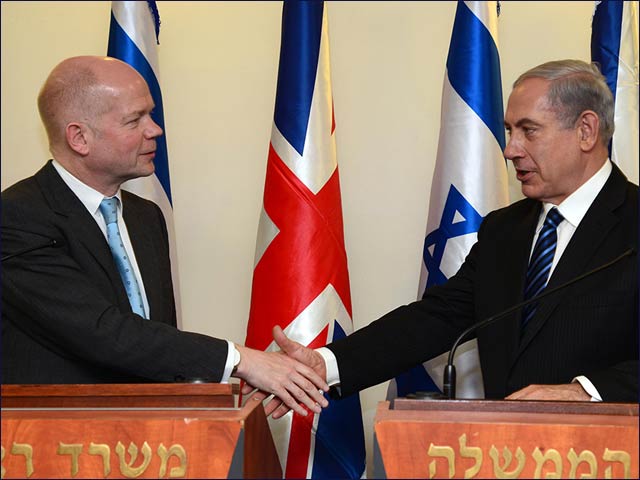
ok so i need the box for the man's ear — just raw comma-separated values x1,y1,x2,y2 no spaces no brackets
577,110,600,152
65,122,90,156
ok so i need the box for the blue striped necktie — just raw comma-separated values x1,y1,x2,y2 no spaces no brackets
521,207,564,331
99,198,147,318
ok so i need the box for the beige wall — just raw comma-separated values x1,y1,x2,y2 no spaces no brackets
1,1,595,475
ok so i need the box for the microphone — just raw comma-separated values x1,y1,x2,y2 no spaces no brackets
442,248,636,399
2,238,60,262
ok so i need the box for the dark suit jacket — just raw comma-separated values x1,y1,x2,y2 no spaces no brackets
328,163,638,402
2,161,228,384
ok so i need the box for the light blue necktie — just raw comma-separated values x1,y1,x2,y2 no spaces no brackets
521,207,564,331
99,198,147,318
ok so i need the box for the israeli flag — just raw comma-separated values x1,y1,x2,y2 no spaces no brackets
107,1,182,323
592,0,639,184
390,1,509,399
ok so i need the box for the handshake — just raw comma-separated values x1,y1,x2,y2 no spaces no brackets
234,326,330,419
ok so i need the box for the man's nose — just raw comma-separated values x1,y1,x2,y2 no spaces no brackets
145,118,163,139
503,136,519,161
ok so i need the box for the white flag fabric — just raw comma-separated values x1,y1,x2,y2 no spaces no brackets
390,1,509,400
108,1,182,323
245,2,365,478
591,0,639,184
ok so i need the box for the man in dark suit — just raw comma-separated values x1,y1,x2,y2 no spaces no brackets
2,56,329,417
263,59,637,416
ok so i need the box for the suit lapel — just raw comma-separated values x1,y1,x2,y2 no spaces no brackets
488,200,541,379
515,165,627,356
122,192,162,320
35,161,132,311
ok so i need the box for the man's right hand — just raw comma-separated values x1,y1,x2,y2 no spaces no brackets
242,326,329,419
273,325,327,379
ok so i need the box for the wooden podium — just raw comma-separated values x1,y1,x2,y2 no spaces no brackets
374,398,638,479
1,383,282,479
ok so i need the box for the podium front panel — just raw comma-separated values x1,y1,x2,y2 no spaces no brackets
374,400,638,479
1,385,281,479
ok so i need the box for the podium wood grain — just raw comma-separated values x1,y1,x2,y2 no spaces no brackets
1,383,236,409
374,399,638,479
1,384,281,479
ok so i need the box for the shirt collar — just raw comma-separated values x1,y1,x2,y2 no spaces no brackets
539,160,612,229
51,159,122,216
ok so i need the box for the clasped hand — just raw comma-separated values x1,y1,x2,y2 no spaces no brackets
240,326,328,418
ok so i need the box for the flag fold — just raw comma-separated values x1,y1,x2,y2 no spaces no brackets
246,2,365,478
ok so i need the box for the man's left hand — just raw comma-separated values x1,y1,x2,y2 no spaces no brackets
505,383,591,401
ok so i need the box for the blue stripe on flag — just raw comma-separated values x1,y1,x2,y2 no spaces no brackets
108,12,173,204
447,1,505,149
391,1,506,400
591,1,624,103
273,1,324,156
147,1,161,41
423,185,484,289
312,321,366,478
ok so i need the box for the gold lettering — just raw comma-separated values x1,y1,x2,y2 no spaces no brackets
88,443,111,477
459,433,482,479
532,447,562,478
57,443,83,477
11,443,34,478
489,445,525,479
602,448,631,479
157,443,187,478
428,443,455,478
567,448,597,479
115,441,152,478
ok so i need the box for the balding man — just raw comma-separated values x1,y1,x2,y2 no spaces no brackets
2,56,328,417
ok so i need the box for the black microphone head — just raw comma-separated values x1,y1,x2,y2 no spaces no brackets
1,237,62,262
443,364,456,399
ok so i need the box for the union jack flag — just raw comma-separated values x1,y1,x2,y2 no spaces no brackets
245,1,365,478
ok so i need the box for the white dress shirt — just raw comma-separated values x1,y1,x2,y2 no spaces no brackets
319,161,614,400
537,160,612,401
52,160,151,318
52,160,238,382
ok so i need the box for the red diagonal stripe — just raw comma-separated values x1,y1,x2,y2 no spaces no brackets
246,144,352,350
284,325,329,478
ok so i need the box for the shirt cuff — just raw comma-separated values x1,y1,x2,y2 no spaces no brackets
220,340,236,383
573,375,603,402
316,347,340,386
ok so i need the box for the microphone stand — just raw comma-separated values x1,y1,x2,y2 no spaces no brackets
443,248,635,399
2,239,58,262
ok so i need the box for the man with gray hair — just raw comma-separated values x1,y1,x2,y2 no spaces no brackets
265,59,637,415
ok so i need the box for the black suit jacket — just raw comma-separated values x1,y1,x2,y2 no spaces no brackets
328,163,638,402
2,161,228,384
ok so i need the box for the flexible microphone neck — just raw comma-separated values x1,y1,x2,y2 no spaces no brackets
443,247,635,399
2,239,58,262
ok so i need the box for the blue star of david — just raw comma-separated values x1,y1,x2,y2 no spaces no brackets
423,185,483,288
